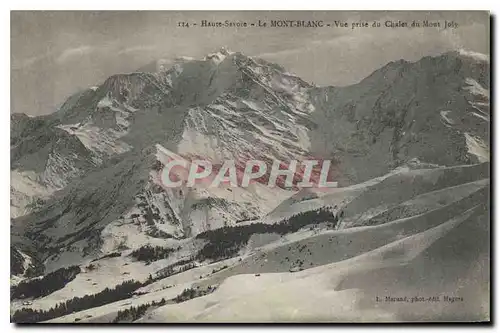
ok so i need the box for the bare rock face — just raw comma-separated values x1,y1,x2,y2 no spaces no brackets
309,51,489,184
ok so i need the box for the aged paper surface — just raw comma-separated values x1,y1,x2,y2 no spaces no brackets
11,11,490,323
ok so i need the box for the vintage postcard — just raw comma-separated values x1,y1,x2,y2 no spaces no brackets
10,11,490,323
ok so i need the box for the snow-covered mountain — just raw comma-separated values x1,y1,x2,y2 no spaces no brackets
308,50,489,184
10,48,490,322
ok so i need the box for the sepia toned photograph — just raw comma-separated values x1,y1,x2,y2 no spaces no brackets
10,10,490,323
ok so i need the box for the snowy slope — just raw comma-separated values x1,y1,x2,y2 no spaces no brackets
138,204,487,322
12,161,490,323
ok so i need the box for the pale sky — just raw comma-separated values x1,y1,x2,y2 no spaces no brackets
11,11,489,116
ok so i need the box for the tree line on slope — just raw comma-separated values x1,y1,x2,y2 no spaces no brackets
11,279,145,323
154,258,197,278
112,298,167,323
12,252,203,323
196,207,341,261
12,255,208,324
112,285,218,323
129,245,176,263
14,277,219,323
11,265,81,300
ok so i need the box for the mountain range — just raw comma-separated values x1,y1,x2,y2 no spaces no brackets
10,48,490,322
